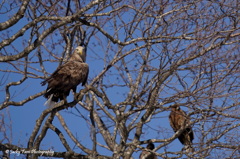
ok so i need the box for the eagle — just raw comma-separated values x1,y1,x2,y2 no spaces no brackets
41,46,89,106
139,142,157,159
169,105,194,153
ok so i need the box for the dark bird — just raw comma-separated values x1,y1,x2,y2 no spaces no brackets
169,105,194,153
139,142,157,159
41,46,89,106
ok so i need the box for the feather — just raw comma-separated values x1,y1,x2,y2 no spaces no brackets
44,94,56,107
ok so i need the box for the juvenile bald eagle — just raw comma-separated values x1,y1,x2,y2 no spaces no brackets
139,142,157,159
41,46,89,106
169,105,194,153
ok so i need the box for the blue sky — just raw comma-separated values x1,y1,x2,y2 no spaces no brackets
1,1,239,158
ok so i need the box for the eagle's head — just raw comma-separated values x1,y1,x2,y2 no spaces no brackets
75,46,86,62
170,104,180,111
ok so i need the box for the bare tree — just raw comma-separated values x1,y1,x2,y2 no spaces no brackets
0,0,239,158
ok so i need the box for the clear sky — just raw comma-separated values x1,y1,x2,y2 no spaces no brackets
1,1,239,159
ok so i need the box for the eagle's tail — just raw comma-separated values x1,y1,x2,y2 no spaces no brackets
44,94,56,107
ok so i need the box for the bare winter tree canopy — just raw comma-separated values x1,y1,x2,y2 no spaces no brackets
0,0,239,159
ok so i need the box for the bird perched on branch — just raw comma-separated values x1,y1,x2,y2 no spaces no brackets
169,105,194,153
139,142,157,159
41,46,89,107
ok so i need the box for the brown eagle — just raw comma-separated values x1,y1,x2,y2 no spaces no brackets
41,46,89,106
139,142,157,159
169,105,194,153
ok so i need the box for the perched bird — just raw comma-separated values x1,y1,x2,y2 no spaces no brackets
169,105,194,153
139,142,157,159
41,46,89,106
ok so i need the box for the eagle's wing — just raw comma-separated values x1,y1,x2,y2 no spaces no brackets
42,62,72,87
80,63,89,86
189,128,194,141
40,63,68,86
169,111,176,131
169,111,182,132
177,109,187,128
